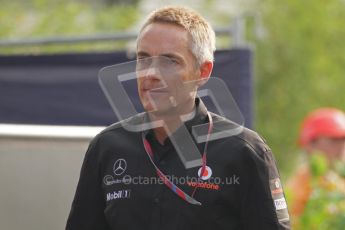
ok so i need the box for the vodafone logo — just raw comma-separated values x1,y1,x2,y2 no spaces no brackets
198,166,212,180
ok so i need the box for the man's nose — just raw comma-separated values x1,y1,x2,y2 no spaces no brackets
140,69,166,89
143,67,161,80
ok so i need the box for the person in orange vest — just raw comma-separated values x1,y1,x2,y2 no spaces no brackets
287,108,345,225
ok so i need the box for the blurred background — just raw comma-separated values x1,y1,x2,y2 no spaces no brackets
0,0,344,229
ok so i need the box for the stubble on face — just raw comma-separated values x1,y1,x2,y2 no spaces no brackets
136,22,201,118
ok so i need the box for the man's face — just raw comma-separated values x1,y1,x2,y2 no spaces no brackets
136,22,201,116
309,137,345,162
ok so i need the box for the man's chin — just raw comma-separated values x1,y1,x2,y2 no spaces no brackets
143,99,194,118
148,107,174,116
146,106,182,118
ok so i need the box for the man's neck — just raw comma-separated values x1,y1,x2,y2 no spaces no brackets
149,103,196,145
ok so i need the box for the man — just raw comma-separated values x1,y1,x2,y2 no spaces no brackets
298,108,345,163
66,6,290,230
288,108,345,218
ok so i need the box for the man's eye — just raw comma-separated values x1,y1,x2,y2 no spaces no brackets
138,58,151,64
171,59,178,64
137,58,153,71
168,58,179,65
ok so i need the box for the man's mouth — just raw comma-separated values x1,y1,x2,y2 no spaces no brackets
143,87,168,93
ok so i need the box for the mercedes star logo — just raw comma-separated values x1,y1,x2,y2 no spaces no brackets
113,158,127,176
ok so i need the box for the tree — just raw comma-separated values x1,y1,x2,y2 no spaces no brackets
253,0,345,174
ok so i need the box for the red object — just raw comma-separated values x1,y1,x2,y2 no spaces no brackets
299,108,345,147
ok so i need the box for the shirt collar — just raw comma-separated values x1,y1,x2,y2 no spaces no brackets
144,97,208,144
183,97,208,132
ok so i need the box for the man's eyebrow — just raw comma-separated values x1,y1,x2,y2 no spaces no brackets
136,51,150,58
160,53,184,61
136,52,184,62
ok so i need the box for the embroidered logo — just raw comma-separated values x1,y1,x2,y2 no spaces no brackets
198,166,212,180
106,189,131,201
113,158,127,176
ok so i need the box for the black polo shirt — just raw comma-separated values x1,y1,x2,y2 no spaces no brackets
66,99,291,230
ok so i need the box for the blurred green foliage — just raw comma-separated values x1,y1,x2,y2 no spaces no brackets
254,0,345,175
300,176,345,229
299,154,345,229
309,153,329,177
0,0,139,54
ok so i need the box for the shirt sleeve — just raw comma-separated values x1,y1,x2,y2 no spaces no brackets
66,139,110,230
240,141,291,230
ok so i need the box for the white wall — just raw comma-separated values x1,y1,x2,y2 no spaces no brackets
0,125,103,230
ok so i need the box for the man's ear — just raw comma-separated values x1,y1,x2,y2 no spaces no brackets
197,61,213,87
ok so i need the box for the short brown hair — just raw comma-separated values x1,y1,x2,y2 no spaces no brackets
138,6,216,65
